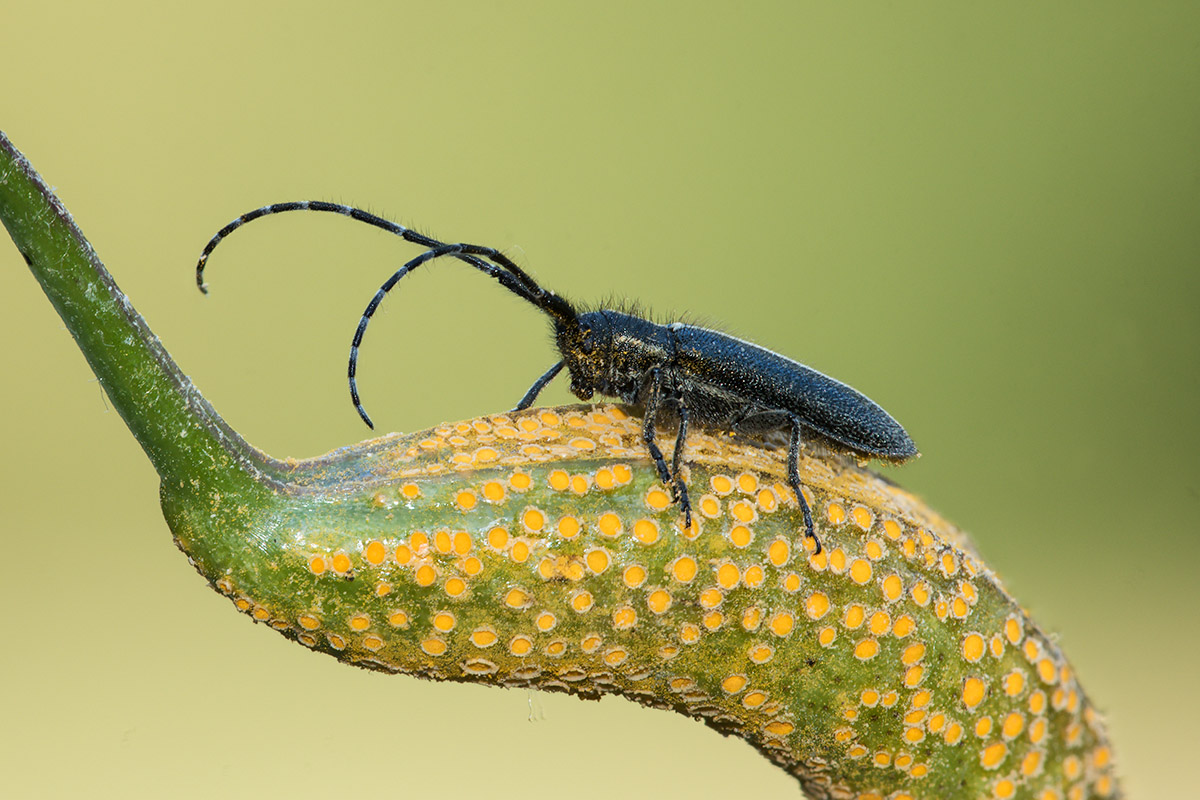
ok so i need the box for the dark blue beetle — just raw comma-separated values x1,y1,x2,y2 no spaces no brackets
196,202,918,552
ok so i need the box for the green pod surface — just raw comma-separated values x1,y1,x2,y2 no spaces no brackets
1,131,1120,800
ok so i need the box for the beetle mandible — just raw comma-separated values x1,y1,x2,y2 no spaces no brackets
195,201,919,552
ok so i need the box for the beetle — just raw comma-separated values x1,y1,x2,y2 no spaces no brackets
195,201,919,552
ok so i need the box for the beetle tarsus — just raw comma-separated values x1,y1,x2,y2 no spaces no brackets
788,414,821,554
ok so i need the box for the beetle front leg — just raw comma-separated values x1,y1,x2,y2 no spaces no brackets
787,414,821,554
514,360,565,410
640,368,674,490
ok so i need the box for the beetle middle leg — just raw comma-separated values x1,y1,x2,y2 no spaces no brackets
641,368,692,526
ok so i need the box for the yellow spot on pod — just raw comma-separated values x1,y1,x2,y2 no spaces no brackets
486,526,509,551
743,691,767,708
865,540,884,561
860,689,879,706
963,677,987,709
597,512,623,537
975,716,993,737
647,589,673,614
847,745,868,759
348,614,370,631
1001,712,1024,739
327,634,346,650
980,741,1008,769
1063,754,1082,780
585,548,610,574
434,530,453,554
362,635,384,651
307,556,327,575
612,464,633,483
394,544,413,565
944,722,964,745
421,637,447,656
764,720,794,737
730,500,756,523
729,524,752,548
633,519,659,544
711,474,734,494
671,555,698,583
234,598,252,611
535,611,557,632
904,727,925,744
853,638,880,660
990,634,1006,658
902,642,926,665
962,632,986,662
508,635,533,656
410,532,430,553
544,640,567,657
612,606,637,629
508,471,532,491
748,643,774,663
843,604,866,629
721,674,747,694
679,623,701,644
911,690,932,708
807,549,828,570
1021,749,1043,777
874,751,891,767
768,612,795,637
716,562,740,589
892,614,916,638
1037,657,1058,684
849,558,873,585
994,778,1016,799
868,611,891,636
571,590,594,613
851,506,874,530
455,490,477,511
911,581,931,606
510,540,531,563
829,548,847,573
623,564,647,588
467,627,496,647
768,539,790,566
298,633,317,647
603,647,628,666
881,573,903,603
331,552,352,574
805,592,831,620
569,474,589,494
1094,745,1112,769
1005,616,1023,645
1003,670,1026,697
401,482,421,499
826,502,847,525
952,596,970,618
1029,692,1048,716
927,713,946,733
521,508,546,533
504,588,532,609
388,611,410,628
699,494,721,518
362,540,386,566
818,627,836,646
548,470,570,491
757,488,777,512
646,488,672,511
593,467,615,490
415,564,437,587
783,572,802,592
1023,638,1041,662
568,436,596,451
909,764,928,778
375,581,392,597
452,531,472,555
940,551,959,576
702,611,724,630
298,614,320,631
699,588,724,609
883,519,903,540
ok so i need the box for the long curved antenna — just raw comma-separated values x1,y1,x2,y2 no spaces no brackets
348,241,577,428
194,202,573,322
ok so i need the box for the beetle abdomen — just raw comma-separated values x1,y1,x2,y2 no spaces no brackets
671,324,918,461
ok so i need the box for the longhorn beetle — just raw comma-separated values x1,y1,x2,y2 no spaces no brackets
195,201,919,552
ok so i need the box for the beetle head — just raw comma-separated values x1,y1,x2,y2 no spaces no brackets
557,310,611,400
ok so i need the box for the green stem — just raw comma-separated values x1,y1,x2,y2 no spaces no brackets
0,131,281,496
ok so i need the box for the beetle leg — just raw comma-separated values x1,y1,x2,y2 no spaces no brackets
787,414,821,554
640,368,674,489
514,360,565,410
669,400,693,527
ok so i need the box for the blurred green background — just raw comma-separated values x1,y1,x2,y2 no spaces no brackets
3,2,1196,797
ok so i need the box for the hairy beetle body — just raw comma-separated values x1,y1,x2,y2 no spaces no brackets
195,203,919,551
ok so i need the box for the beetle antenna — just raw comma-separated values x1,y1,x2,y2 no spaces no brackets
349,242,580,428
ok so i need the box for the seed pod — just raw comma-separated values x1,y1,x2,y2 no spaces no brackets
0,132,1121,800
